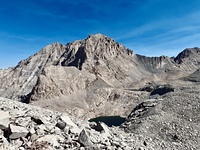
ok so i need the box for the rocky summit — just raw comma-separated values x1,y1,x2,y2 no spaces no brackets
0,34,199,149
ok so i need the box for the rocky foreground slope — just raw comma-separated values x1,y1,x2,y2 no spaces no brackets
0,80,199,149
0,96,156,150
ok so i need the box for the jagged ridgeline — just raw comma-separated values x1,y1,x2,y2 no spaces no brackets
0,34,200,103
0,34,199,149
0,34,200,118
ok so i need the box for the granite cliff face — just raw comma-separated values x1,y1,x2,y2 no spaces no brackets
0,34,200,149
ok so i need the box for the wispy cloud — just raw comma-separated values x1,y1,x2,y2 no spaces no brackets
34,11,69,19
116,9,200,40
0,32,53,42
113,9,200,56
125,30,200,57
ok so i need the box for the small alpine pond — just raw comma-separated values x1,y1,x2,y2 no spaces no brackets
89,116,126,127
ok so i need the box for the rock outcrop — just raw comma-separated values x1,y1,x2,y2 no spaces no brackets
0,42,66,100
185,68,200,82
174,47,200,71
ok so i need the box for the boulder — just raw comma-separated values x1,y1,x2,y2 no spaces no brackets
9,124,29,140
99,122,112,139
15,117,31,127
91,122,112,138
78,129,92,147
69,126,82,135
0,110,10,130
89,121,97,129
36,134,64,148
60,114,81,134
56,120,66,130
60,114,77,128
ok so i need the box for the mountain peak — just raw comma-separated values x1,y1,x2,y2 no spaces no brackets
86,33,115,44
88,33,107,38
59,34,134,70
1,34,200,102
174,47,200,64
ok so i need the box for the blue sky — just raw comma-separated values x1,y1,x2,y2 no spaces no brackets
1,0,200,68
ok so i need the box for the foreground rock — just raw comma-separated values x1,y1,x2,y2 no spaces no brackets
9,124,29,140
0,97,136,149
0,110,10,130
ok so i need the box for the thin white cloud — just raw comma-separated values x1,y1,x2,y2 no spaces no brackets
125,31,200,57
114,9,200,56
0,32,52,42
115,10,200,40
34,11,69,19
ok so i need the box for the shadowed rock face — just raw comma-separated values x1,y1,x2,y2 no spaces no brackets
136,55,174,73
0,34,141,102
174,47,200,64
185,69,200,82
173,48,200,72
62,47,87,70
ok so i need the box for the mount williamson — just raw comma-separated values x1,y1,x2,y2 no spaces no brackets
0,33,200,117
0,34,199,149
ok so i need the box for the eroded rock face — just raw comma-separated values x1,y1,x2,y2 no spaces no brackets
29,66,96,102
0,34,148,119
0,42,66,100
0,34,146,102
